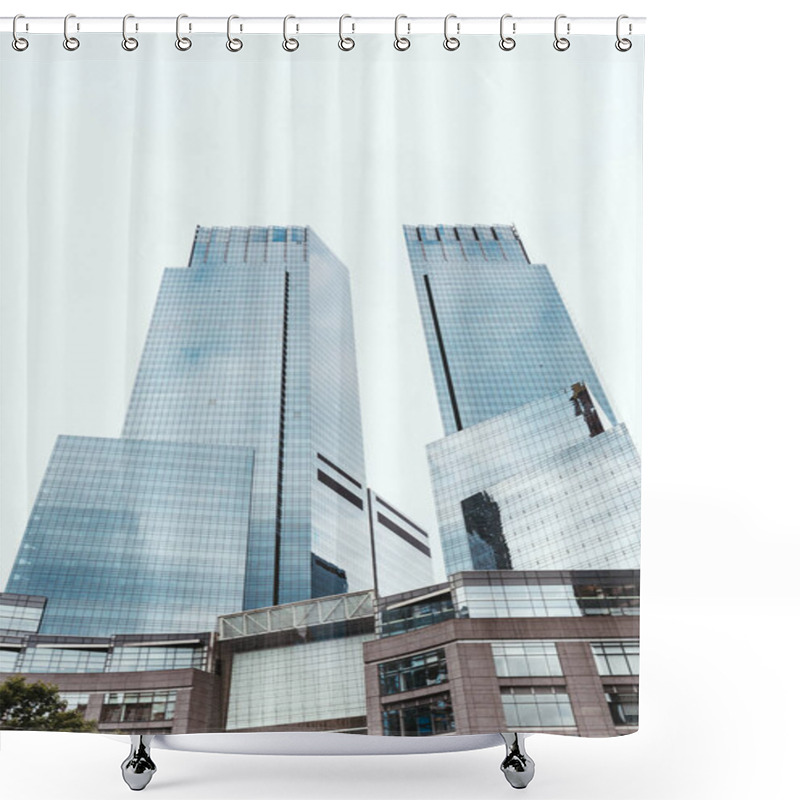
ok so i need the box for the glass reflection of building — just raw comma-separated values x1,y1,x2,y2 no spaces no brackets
404,224,640,575
5,226,374,635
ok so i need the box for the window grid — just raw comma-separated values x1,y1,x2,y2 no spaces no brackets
379,649,448,696
591,642,640,675
500,686,576,729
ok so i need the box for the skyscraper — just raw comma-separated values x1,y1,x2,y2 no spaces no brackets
367,490,434,597
405,224,640,575
404,224,617,435
5,226,374,634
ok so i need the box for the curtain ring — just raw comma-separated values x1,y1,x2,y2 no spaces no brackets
443,14,460,51
283,15,299,52
553,14,570,51
12,14,29,51
499,14,515,51
338,14,355,51
394,14,410,51
121,14,138,51
615,15,632,51
63,13,80,51
226,15,243,52
176,14,192,51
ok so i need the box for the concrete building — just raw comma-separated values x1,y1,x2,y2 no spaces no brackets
364,570,639,737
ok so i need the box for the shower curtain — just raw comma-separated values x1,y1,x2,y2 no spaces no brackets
0,20,643,756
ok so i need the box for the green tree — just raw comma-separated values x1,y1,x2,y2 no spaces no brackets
0,676,97,732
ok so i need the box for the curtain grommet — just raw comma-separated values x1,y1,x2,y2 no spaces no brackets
175,14,192,51
499,14,516,51
63,13,80,51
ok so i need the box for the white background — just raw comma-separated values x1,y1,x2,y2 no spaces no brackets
1,1,799,799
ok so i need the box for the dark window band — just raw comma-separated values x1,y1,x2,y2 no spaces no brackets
377,513,431,557
375,496,428,538
272,273,291,605
316,453,362,489
317,470,364,509
423,274,463,431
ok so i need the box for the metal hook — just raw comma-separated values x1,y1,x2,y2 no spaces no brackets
226,15,243,52
283,15,299,52
443,14,460,51
394,14,410,51
553,14,570,51
615,15,632,51
11,14,28,51
63,13,80,51
122,14,138,51
338,14,355,51
499,14,516,51
176,14,192,51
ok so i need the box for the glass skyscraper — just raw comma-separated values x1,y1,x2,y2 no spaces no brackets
404,224,616,435
427,389,640,574
5,226,373,634
405,224,640,575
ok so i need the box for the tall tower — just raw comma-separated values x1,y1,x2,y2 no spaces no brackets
123,226,370,608
405,224,640,576
6,226,373,634
404,224,617,435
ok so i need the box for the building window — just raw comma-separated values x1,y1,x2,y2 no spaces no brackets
382,692,455,736
0,648,20,672
379,649,448,696
100,691,176,724
379,593,456,638
492,642,562,677
500,687,575,729
605,685,639,726
0,601,44,633
457,583,581,619
60,692,90,717
19,647,108,674
591,642,639,676
573,582,640,616
107,645,206,673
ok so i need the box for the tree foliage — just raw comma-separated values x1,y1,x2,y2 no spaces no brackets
0,676,97,732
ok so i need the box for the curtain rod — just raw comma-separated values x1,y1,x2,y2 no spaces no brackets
1,16,646,36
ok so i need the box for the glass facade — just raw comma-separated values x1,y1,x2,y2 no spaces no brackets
500,686,576,729
382,692,456,737
122,226,370,608
367,491,434,597
404,224,616,435
4,226,373,639
407,224,639,578
60,692,90,716
427,388,640,575
377,591,456,638
591,641,640,676
605,685,639,726
0,632,212,675
0,648,20,671
0,593,45,633
100,690,177,724
226,634,373,730
450,571,640,620
221,591,375,731
6,436,254,636
18,646,108,674
492,642,562,677
379,649,448,696
106,644,206,673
